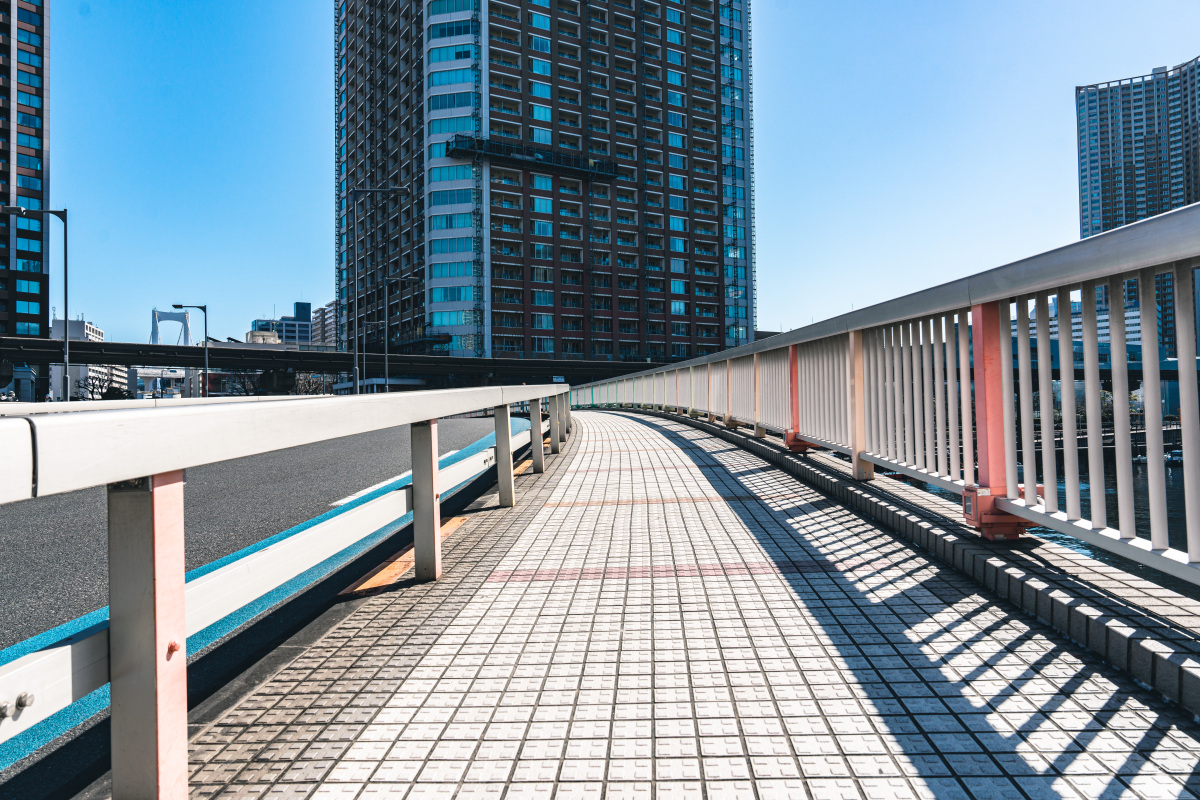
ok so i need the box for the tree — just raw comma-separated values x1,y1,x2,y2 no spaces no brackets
227,371,259,396
76,373,113,401
294,373,331,395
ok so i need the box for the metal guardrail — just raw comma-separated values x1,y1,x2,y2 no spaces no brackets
571,203,1200,585
0,385,573,795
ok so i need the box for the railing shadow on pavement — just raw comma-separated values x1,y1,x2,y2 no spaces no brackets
614,411,1200,798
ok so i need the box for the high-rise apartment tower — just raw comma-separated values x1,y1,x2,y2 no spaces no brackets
0,0,49,345
1076,55,1200,356
336,0,755,362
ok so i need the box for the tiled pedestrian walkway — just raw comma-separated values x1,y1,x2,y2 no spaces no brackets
188,411,1200,800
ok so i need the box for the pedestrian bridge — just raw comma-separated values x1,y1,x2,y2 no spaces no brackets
4,205,1200,797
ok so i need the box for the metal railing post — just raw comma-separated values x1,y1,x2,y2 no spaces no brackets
550,394,562,454
107,470,188,799
411,420,442,582
494,403,515,507
531,398,546,474
558,392,568,443
964,301,1025,540
849,330,873,480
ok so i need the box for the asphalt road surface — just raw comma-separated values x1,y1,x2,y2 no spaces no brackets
0,418,498,651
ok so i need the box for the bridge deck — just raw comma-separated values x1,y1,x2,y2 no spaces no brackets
185,411,1200,800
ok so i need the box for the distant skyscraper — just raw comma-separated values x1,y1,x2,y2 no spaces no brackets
1076,55,1200,357
251,302,314,344
0,1,49,346
335,0,755,363
311,300,337,346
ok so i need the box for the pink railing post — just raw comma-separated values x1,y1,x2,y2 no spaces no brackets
784,343,810,453
963,302,1031,540
107,470,188,799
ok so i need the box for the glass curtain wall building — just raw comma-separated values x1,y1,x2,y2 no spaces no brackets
0,0,49,345
336,0,755,361
1076,54,1199,356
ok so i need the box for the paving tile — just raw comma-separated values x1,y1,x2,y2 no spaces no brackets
185,412,1200,799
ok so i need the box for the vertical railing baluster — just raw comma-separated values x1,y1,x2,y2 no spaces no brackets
902,322,914,466
959,308,975,486
1081,281,1106,528
1000,299,1018,500
913,321,926,470
1058,287,1082,520
933,315,947,477
1139,268,1169,548
1017,295,1037,503
885,326,897,461
1035,291,1059,514
1174,262,1200,559
872,329,885,453
921,318,935,472
946,312,961,481
875,328,887,456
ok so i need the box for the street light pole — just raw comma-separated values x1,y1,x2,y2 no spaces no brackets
172,304,208,397
3,206,68,401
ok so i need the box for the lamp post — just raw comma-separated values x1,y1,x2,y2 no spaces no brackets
3,205,67,401
347,186,409,394
172,304,208,397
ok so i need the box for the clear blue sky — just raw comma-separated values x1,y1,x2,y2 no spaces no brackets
51,0,1200,343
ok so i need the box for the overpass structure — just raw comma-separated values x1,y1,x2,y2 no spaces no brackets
0,336,661,384
3,205,1200,798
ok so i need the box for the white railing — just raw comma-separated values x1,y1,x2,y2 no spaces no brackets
573,203,1200,585
0,385,572,795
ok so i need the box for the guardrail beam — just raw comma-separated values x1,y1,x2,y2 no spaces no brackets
107,470,188,800
411,420,442,581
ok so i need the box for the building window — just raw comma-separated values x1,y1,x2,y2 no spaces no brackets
531,290,554,306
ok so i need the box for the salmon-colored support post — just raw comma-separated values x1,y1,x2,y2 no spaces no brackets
784,343,811,453
107,470,188,800
848,330,874,480
964,302,1032,541
753,353,766,438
